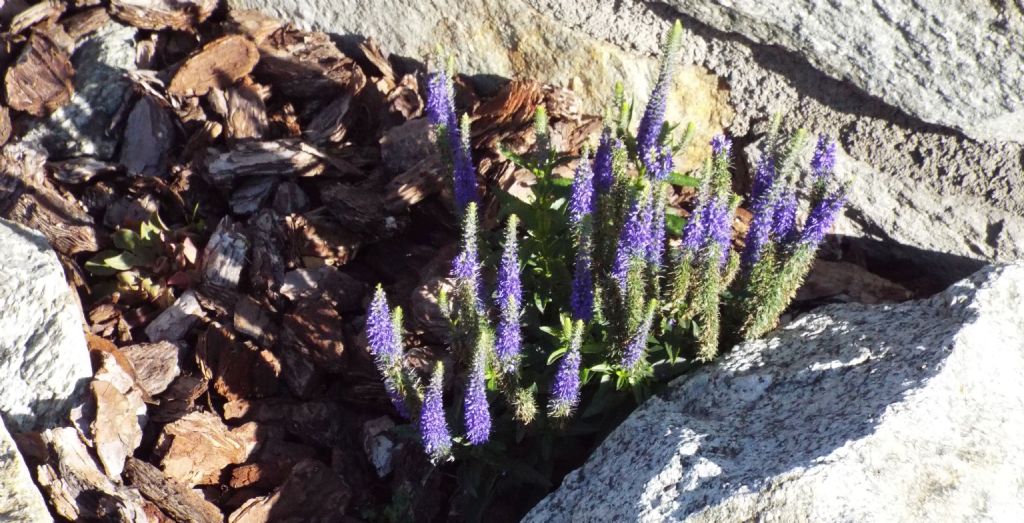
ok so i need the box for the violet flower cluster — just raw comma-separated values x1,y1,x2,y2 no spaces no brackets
426,66,478,213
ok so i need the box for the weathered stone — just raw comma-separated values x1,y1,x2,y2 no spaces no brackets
226,0,732,169
19,22,136,160
0,219,92,432
661,0,1024,143
527,264,1024,522
0,416,50,522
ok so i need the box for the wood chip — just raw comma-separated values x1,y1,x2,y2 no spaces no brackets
233,295,276,347
168,35,259,97
286,212,361,266
155,411,259,487
224,9,283,45
91,352,146,479
145,289,204,342
120,341,182,396
271,180,309,214
120,94,175,177
305,92,353,145
246,210,287,298
0,144,101,255
35,427,150,522
208,79,269,140
123,457,223,523
205,139,326,189
61,6,111,41
150,374,206,424
201,217,249,289
255,28,366,99
48,157,121,184
230,176,278,215
5,29,74,116
281,298,347,373
109,0,217,31
0,105,11,147
198,323,280,401
470,80,543,149
228,439,316,491
9,0,65,35
227,459,351,523
321,181,392,235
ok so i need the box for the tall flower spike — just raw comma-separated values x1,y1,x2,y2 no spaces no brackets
647,186,668,268
463,333,492,445
612,192,653,292
750,155,776,204
419,363,452,463
451,202,484,312
645,145,674,182
568,154,595,226
592,128,615,194
706,199,733,268
452,114,478,213
637,20,684,168
620,301,655,371
366,286,402,370
810,133,837,179
800,190,846,247
548,321,584,418
771,189,799,244
710,134,732,158
570,245,594,321
495,216,522,373
425,70,454,129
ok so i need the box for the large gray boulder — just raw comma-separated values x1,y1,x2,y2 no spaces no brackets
659,0,1024,143
0,417,51,522
526,263,1024,522
0,220,92,432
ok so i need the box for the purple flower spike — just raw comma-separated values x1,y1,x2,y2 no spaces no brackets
612,194,653,291
452,116,479,213
681,203,707,256
568,156,595,226
710,134,732,158
570,246,594,321
750,155,776,204
419,363,452,462
770,189,798,243
647,196,667,268
810,134,837,179
645,146,674,182
463,351,491,445
548,323,583,418
637,22,683,170
426,71,454,129
366,286,401,369
620,306,654,371
800,190,846,247
741,196,774,269
451,203,484,311
495,217,522,372
385,378,410,419
592,129,615,194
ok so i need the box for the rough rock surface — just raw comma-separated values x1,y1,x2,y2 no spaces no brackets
660,0,1024,143
0,417,50,522
0,219,92,432
226,0,733,169
526,263,1024,522
19,21,137,160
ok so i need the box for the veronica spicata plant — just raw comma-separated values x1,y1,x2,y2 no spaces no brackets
363,21,848,519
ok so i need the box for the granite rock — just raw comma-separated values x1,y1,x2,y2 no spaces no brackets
527,263,1024,522
0,219,92,432
0,416,50,522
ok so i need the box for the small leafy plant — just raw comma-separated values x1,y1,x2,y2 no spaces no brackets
364,21,847,518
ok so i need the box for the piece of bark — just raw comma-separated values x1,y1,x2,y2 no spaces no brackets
470,80,544,150
224,9,283,44
384,156,445,211
109,0,217,31
168,35,259,97
228,439,316,491
231,176,278,215
199,323,280,401
48,157,120,184
155,411,260,487
285,212,361,267
9,0,65,35
123,457,223,523
205,139,327,189
202,217,249,289
35,427,150,522
120,341,181,396
61,6,111,41
355,37,394,80
278,266,367,312
246,210,287,298
234,295,276,347
91,352,146,479
255,28,366,99
120,94,175,177
321,181,395,236
281,298,347,373
150,373,206,424
208,79,269,140
305,92,353,145
4,29,74,116
385,73,423,122
0,144,101,255
145,289,204,342
0,105,11,147
380,118,436,175
271,180,309,215
227,459,351,523
278,348,324,399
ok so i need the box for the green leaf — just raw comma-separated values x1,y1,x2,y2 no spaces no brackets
666,213,686,236
668,171,701,188
84,250,145,275
112,229,140,252
545,346,568,365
